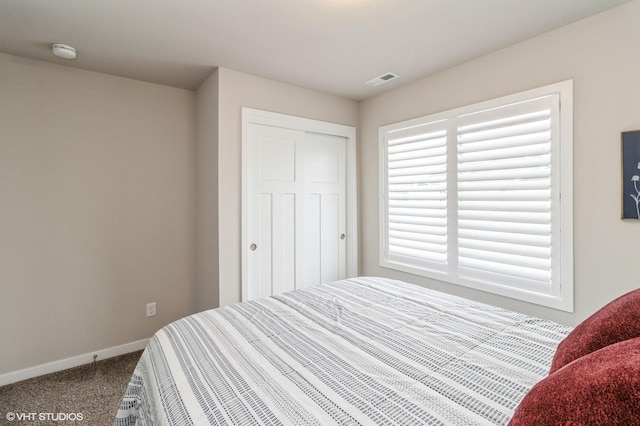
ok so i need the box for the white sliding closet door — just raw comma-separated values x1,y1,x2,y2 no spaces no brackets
244,122,347,301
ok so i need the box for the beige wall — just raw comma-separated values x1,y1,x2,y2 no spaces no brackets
216,67,359,306
195,70,220,312
359,1,640,326
0,53,196,374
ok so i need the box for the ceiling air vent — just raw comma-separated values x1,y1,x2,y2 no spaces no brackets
365,72,399,87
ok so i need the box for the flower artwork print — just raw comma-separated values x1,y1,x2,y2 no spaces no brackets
622,130,640,219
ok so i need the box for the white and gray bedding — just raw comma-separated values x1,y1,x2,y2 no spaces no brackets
114,277,571,425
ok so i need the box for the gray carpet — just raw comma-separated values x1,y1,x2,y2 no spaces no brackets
0,351,142,426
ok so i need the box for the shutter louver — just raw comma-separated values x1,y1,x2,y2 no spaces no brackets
386,122,448,271
456,96,556,292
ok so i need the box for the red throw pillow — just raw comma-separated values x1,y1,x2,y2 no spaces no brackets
509,337,640,426
549,288,640,373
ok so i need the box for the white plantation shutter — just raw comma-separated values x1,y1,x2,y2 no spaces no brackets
385,121,449,272
456,96,557,293
380,81,573,312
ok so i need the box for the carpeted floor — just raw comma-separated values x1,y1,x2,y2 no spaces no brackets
0,351,142,426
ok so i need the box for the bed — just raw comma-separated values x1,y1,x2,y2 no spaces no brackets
114,277,573,425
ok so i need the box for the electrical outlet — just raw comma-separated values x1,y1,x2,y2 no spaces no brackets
146,302,156,317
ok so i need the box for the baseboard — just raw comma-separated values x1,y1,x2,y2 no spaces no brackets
0,338,150,387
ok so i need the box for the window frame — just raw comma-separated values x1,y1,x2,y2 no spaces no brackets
379,80,573,312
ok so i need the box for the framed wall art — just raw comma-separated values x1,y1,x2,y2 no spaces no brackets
622,130,640,219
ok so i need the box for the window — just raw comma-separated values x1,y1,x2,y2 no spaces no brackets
380,81,573,311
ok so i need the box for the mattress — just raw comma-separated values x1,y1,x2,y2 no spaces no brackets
114,277,572,425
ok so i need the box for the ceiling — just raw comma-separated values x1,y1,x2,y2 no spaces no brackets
0,0,630,100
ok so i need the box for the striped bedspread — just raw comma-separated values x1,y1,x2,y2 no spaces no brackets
114,277,571,425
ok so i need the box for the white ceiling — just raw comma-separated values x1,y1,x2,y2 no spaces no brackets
0,0,630,100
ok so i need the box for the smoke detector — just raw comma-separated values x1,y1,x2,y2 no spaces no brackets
365,72,399,87
52,43,77,60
